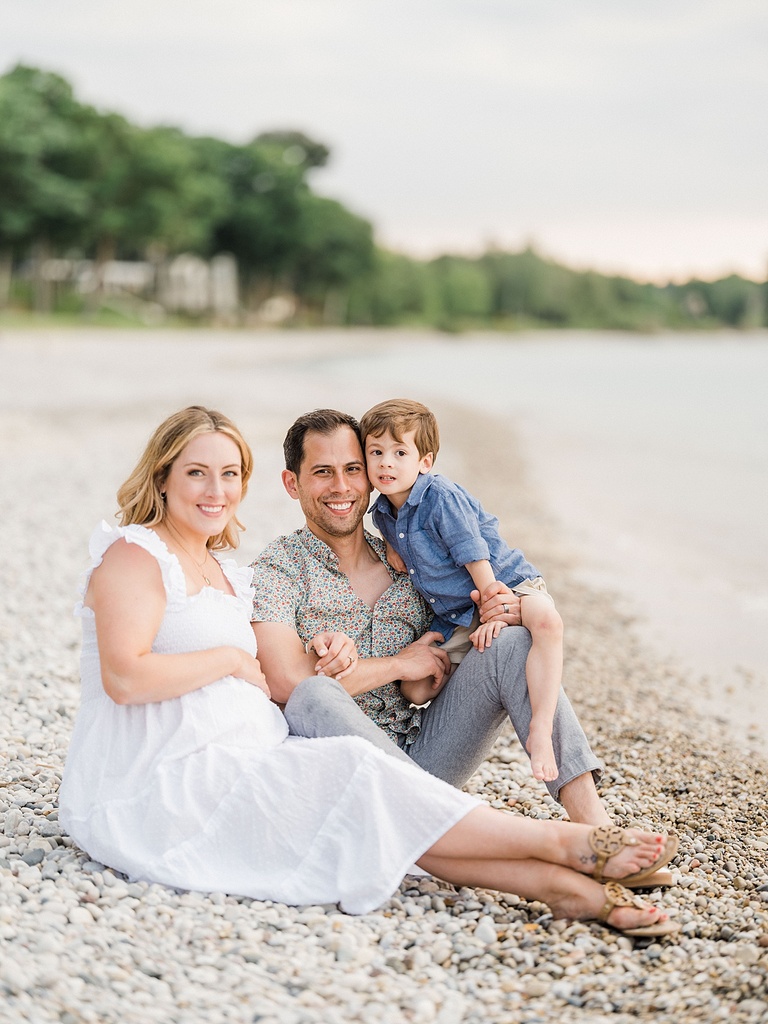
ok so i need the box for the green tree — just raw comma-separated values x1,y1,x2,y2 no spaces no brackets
0,65,93,256
198,137,308,294
428,255,492,328
292,193,374,318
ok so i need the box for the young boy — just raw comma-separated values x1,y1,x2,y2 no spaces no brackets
360,398,563,783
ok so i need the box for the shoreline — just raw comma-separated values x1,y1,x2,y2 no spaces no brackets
1,330,767,1023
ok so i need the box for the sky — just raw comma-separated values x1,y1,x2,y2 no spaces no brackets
2,0,767,282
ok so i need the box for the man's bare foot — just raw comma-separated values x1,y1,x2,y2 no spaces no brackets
525,725,559,782
566,826,668,880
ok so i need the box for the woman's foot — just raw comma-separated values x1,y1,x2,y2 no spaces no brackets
525,724,559,782
567,825,670,881
597,882,680,937
547,877,679,937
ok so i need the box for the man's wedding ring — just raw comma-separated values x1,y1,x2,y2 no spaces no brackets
503,604,509,614
346,655,353,667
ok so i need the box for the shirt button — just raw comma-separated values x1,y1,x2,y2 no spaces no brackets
430,599,435,604
410,569,414,574
399,532,405,538
451,613,456,619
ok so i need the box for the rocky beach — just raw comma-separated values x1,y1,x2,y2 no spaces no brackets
1,329,767,1024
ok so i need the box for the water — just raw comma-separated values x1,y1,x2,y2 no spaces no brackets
331,331,768,750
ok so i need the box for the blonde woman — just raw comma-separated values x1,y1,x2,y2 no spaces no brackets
59,406,679,934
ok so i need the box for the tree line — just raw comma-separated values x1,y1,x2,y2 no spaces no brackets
1,64,765,330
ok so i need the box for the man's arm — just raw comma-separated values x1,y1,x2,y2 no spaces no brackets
253,621,450,705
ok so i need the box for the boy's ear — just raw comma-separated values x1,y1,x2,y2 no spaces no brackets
419,452,434,473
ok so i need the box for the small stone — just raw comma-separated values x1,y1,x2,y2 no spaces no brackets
67,906,93,926
523,976,550,997
474,916,498,945
738,1000,768,1016
733,944,760,965
21,848,45,866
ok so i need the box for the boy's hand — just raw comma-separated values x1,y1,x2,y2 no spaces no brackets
307,631,358,680
400,672,449,706
471,582,522,625
469,620,508,653
385,541,407,573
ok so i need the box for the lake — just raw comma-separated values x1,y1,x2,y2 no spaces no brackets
329,330,768,750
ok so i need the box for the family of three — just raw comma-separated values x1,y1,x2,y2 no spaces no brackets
59,403,680,936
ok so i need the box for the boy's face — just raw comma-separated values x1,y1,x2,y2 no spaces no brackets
365,429,433,509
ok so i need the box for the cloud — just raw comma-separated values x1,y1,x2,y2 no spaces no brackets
2,0,766,277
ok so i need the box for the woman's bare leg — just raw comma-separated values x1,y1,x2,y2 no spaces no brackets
415,854,671,931
421,806,668,879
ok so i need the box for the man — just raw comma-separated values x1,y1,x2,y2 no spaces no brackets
251,409,610,826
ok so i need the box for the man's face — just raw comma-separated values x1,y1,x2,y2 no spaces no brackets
282,426,371,542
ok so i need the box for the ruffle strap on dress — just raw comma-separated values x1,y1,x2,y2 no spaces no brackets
212,554,256,608
75,521,188,616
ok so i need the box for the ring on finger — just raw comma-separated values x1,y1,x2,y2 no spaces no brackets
503,604,509,615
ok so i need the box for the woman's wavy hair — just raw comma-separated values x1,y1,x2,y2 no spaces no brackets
116,406,253,550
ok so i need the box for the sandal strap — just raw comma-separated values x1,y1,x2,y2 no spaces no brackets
598,881,645,922
588,825,631,879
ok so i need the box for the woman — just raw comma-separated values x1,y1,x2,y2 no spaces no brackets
59,406,679,934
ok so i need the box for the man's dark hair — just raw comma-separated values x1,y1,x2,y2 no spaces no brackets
283,409,362,474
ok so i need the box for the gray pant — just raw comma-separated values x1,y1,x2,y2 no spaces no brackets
283,626,602,803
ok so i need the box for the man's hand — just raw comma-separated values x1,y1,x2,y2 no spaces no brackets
471,581,522,626
393,630,448,682
397,632,451,706
400,673,450,706
308,631,358,681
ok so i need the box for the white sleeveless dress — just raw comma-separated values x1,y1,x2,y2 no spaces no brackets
58,523,479,914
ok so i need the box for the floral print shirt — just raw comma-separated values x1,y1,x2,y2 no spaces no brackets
251,528,433,744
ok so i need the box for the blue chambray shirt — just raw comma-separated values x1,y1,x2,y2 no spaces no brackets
369,472,539,641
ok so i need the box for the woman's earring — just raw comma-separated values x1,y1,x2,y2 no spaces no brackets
160,492,166,500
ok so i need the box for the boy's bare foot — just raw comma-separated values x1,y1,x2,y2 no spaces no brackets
526,726,559,782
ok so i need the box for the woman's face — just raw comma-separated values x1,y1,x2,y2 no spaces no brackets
162,432,243,540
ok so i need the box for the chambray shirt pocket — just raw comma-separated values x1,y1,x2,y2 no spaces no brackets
406,528,477,618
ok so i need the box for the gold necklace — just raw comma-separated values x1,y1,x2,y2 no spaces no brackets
164,525,213,586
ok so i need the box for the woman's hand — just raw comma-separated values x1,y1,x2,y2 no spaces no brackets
307,631,359,681
233,650,271,698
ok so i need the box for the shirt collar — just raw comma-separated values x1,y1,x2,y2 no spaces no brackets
369,472,433,517
298,525,389,572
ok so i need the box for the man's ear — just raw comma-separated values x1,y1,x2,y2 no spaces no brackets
419,452,434,473
282,469,300,499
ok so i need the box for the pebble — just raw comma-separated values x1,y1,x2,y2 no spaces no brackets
1,333,767,1023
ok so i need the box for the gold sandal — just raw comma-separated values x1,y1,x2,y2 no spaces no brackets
598,881,680,937
589,825,678,887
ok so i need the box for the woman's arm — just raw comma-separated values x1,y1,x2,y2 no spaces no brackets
88,540,268,705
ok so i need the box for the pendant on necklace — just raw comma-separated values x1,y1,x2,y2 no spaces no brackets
203,575,211,586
